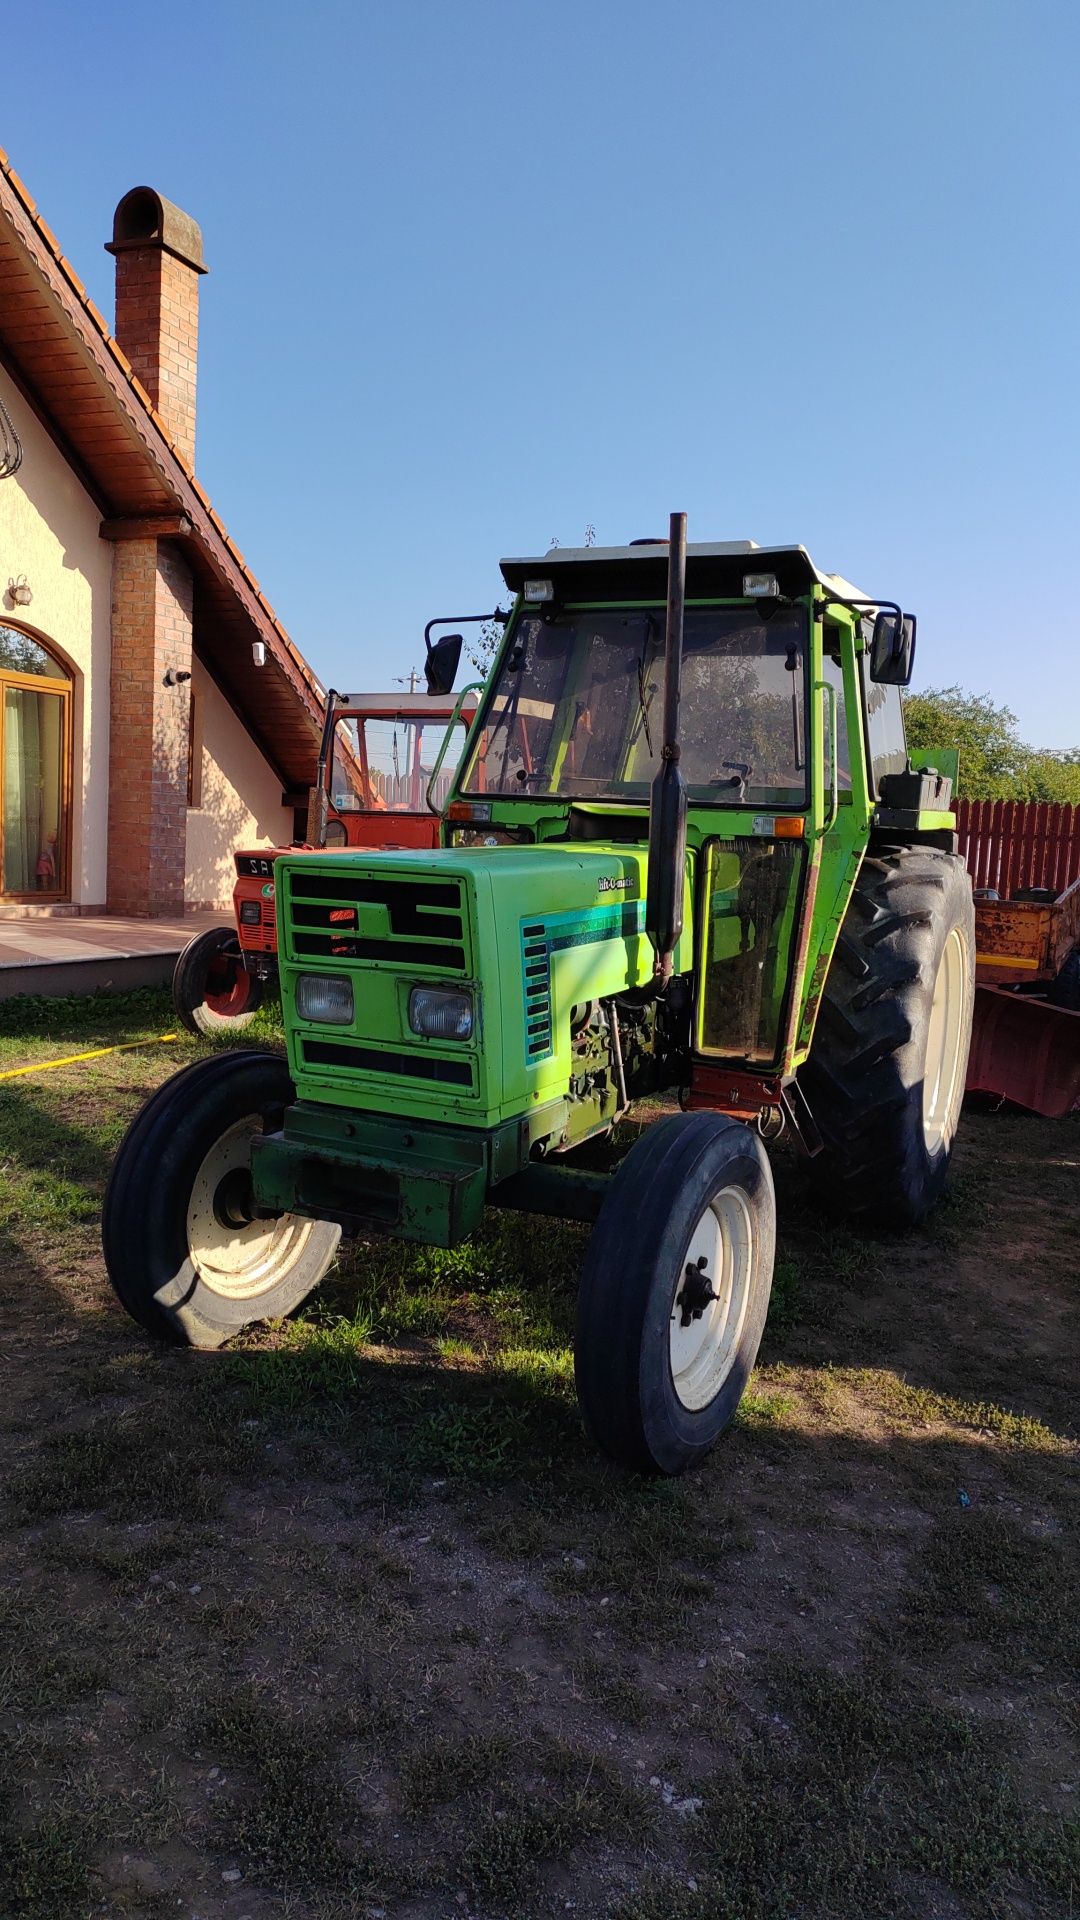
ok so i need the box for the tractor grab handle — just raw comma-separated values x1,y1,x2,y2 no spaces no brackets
646,511,689,981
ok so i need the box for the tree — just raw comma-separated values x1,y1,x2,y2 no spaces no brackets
902,686,1030,799
466,604,510,677
1024,750,1080,805
902,686,1080,804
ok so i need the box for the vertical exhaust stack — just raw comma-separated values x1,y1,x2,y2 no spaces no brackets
306,691,341,847
645,511,689,983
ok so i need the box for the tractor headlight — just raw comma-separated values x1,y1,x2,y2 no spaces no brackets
296,974,354,1025
408,986,474,1040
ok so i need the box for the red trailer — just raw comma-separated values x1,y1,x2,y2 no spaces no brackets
957,799,1080,1116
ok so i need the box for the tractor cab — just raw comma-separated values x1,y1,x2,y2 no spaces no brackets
173,688,477,1035
313,691,478,852
442,538,921,1112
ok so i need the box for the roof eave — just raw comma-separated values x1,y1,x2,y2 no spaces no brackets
0,151,326,780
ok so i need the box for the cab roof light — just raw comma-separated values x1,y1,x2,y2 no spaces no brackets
743,572,780,598
523,578,554,602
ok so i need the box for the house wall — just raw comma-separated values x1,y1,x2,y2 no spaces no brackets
1,367,302,917
0,365,112,906
185,660,295,909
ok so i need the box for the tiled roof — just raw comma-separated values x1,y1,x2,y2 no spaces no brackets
0,150,325,790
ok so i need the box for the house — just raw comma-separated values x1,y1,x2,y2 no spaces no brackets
0,157,325,916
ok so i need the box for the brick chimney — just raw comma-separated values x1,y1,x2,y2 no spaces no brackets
106,186,207,468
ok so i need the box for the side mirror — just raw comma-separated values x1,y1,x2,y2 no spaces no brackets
869,610,917,686
425,632,463,696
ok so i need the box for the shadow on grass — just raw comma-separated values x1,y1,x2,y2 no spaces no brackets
1,1086,1075,1522
8,1358,1076,1920
1,1058,1076,1919
10,1310,1076,1651
0,1082,117,1204
616,1650,1080,1920
762,1110,1080,1439
0,981,282,1046
3,1221,1077,1920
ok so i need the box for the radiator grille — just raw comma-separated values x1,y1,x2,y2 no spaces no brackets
301,1039,474,1089
285,870,468,974
238,899,277,954
517,900,645,1065
521,922,553,1060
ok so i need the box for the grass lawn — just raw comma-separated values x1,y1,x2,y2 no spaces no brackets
0,988,1076,1919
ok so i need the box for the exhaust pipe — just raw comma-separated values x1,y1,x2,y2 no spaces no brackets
645,511,688,984
306,689,341,848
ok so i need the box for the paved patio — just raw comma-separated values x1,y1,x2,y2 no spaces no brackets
0,909,226,1001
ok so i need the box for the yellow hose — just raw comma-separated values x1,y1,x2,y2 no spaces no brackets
0,1033,180,1082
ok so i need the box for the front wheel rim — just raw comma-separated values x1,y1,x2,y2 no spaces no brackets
203,954,254,1020
186,1117,322,1300
922,927,967,1153
669,1184,754,1412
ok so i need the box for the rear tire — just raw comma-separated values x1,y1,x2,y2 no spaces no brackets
172,925,264,1037
799,846,975,1229
102,1051,340,1348
575,1112,776,1476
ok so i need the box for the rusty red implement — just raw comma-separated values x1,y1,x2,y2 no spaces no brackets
956,800,1080,1115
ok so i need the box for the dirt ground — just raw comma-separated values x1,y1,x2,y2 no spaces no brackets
0,990,1076,1919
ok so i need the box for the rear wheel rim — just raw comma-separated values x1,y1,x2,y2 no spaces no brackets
923,926,967,1152
186,1117,321,1300
669,1185,754,1413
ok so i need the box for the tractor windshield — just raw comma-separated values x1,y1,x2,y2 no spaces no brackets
461,605,808,806
331,714,469,815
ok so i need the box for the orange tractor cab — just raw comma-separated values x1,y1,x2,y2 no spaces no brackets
173,687,479,1033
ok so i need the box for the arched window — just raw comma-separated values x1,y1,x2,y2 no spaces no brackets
0,623,73,899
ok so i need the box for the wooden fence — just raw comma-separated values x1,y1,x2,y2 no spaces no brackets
956,799,1080,898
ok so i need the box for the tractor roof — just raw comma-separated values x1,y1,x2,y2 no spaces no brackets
336,691,479,717
500,542,871,607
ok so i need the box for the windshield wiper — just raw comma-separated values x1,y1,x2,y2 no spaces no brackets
636,615,658,755
786,645,803,772
496,632,530,787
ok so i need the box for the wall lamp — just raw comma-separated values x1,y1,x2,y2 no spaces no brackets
7,575,32,607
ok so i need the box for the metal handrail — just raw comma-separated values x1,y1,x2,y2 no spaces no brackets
425,682,485,815
816,679,838,833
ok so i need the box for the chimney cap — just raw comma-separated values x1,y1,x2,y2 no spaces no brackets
106,186,207,274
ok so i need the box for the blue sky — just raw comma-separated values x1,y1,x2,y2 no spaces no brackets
4,0,1078,744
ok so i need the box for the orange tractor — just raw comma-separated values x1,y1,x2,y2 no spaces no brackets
173,685,478,1034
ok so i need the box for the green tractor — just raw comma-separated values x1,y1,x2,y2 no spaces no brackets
103,519,975,1475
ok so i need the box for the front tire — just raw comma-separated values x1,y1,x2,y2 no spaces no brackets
102,1051,340,1348
799,846,975,1229
172,925,264,1037
575,1112,776,1476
